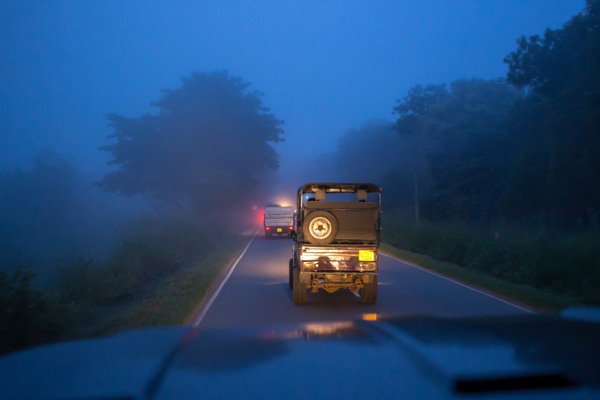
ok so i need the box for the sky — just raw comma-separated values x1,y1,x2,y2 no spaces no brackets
0,0,585,180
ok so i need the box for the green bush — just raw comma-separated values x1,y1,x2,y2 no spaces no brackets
55,211,213,307
0,267,64,355
2,210,226,353
383,215,600,305
56,257,96,304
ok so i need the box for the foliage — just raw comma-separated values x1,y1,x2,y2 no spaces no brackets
0,150,78,269
503,0,600,227
378,2,600,228
56,211,212,307
0,267,63,355
423,79,521,221
96,233,247,334
392,84,449,222
0,150,135,274
98,71,284,213
383,215,600,305
390,79,521,222
1,210,237,353
332,120,414,210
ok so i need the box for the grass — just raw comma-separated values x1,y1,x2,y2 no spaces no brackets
95,234,248,335
24,211,253,346
380,243,576,312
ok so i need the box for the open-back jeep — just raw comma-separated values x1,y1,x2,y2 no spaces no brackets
289,183,383,305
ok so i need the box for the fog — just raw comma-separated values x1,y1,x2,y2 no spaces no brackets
0,1,587,275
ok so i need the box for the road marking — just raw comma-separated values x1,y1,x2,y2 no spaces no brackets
380,252,535,314
192,228,258,327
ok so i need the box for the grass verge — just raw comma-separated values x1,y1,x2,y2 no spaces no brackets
89,233,250,336
380,242,577,313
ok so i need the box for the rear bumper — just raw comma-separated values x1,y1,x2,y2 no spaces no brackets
297,244,378,272
264,226,293,236
295,244,378,290
299,271,377,292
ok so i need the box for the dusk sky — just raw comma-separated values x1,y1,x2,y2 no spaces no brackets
0,1,584,179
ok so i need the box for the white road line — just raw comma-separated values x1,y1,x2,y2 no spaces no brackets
380,251,535,314
192,229,258,327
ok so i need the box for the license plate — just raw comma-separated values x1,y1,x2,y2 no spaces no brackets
276,228,283,232
358,250,375,262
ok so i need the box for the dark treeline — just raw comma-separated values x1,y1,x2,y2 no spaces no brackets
335,1,599,230
329,1,600,307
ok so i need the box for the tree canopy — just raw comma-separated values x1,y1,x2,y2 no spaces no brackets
391,79,521,222
98,71,284,212
364,1,600,228
503,0,600,226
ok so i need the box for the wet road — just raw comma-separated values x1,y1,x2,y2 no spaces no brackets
194,232,530,329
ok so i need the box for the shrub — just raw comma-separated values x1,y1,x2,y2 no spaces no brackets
0,267,64,354
383,216,600,305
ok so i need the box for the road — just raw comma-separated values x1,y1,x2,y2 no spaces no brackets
194,232,530,329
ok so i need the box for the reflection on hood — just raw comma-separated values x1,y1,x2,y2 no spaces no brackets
1,311,599,399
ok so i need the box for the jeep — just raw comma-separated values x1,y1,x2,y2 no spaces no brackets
289,183,383,305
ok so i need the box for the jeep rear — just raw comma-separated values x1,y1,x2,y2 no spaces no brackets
290,183,382,305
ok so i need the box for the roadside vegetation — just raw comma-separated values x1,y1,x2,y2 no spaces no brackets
0,211,250,355
382,213,600,311
334,3,600,312
1,71,277,355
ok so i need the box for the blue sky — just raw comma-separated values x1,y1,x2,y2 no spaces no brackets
0,0,585,178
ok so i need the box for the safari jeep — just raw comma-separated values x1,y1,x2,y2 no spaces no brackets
289,183,382,305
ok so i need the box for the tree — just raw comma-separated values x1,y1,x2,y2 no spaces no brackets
98,71,284,213
503,0,600,227
333,120,414,211
0,150,80,270
424,79,521,221
393,84,449,223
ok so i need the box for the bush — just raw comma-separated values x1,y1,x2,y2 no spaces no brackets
2,210,221,353
383,215,600,305
55,211,213,307
0,267,64,355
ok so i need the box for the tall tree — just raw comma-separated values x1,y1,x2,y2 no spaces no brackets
424,79,521,221
0,150,79,270
504,0,600,227
98,71,284,213
333,120,414,210
393,84,448,223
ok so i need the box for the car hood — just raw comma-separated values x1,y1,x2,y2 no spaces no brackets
1,309,599,399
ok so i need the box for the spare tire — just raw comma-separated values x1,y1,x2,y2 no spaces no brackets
303,210,338,245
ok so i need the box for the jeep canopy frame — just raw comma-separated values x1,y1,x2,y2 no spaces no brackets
295,183,383,246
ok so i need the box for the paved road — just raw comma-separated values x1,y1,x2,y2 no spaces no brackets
194,232,530,329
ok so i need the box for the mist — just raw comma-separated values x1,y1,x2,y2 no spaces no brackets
3,1,600,357
0,1,589,275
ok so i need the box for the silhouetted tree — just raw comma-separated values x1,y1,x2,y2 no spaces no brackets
333,120,414,210
98,71,284,213
0,267,62,354
504,0,600,227
424,79,521,221
0,150,79,269
393,84,448,223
